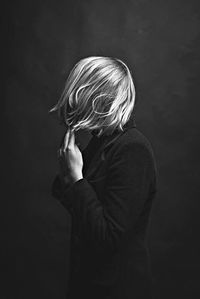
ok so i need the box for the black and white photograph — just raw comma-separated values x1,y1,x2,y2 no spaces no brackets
2,1,200,298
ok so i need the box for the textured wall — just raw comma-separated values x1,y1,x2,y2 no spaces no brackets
3,0,200,298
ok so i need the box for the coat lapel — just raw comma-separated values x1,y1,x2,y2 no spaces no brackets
82,118,136,180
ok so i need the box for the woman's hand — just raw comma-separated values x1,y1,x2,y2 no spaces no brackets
58,129,83,184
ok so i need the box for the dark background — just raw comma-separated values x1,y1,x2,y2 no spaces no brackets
2,0,200,298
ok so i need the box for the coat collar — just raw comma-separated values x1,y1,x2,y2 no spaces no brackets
83,117,136,179
91,117,136,138
101,117,136,151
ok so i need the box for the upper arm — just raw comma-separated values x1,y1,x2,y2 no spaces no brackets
103,142,152,233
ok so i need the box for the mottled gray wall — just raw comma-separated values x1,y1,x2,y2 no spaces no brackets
3,0,200,298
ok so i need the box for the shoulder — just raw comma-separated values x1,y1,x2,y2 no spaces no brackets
112,128,155,159
105,128,157,179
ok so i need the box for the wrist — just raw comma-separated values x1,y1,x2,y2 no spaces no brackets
60,172,83,186
72,173,83,184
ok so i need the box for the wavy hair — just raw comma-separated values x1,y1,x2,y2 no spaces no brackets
49,56,136,137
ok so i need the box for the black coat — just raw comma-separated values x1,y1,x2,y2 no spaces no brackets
52,119,157,299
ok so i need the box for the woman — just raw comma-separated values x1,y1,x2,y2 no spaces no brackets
50,56,157,299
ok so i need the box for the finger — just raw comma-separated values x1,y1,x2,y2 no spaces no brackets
59,131,66,148
68,130,75,150
57,149,60,159
63,129,71,151
57,149,64,162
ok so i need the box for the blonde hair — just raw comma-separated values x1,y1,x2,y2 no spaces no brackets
49,56,136,137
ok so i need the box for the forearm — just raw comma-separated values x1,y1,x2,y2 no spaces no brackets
51,174,74,213
71,178,120,253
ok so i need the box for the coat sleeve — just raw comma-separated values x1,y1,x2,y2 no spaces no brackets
62,142,155,252
51,174,74,213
